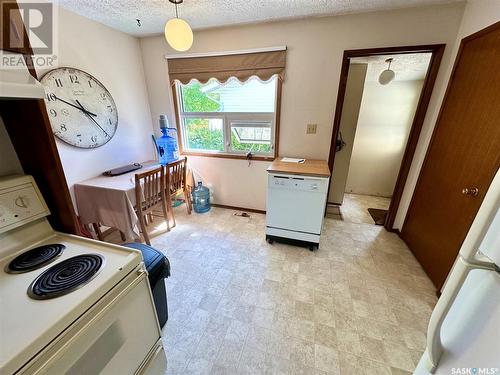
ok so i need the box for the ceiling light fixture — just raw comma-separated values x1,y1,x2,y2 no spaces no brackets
378,58,395,85
165,0,193,52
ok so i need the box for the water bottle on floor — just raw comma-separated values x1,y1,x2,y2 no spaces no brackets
192,182,210,213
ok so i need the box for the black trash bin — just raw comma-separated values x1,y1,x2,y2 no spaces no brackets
124,243,170,328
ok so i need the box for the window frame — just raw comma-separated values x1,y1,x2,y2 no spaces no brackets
172,77,282,161
228,119,273,154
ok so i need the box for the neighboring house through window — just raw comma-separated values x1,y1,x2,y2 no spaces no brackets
174,76,279,158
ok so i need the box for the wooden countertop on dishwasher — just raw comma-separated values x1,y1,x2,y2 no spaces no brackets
267,158,331,178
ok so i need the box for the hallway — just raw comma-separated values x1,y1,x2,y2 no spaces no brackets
340,194,391,225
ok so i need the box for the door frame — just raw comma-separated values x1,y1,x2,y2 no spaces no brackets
327,44,445,231
402,22,500,234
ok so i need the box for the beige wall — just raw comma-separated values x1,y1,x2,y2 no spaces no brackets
346,80,424,197
34,7,154,205
140,3,465,213
328,63,367,204
393,0,500,229
456,0,500,37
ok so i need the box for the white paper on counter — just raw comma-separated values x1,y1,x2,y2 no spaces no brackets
281,157,305,163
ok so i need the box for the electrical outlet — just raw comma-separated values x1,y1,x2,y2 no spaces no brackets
306,123,317,134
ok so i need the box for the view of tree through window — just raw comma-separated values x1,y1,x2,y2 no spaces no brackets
177,77,277,155
181,82,221,112
184,118,224,151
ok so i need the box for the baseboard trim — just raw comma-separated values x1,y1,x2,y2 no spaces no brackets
211,203,266,214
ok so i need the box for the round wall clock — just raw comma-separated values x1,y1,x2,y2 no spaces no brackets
41,67,118,148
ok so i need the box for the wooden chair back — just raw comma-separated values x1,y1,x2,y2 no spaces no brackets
166,157,188,196
135,166,166,214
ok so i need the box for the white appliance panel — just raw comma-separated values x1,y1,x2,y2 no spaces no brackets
0,175,164,375
22,276,161,374
0,232,142,374
0,176,49,233
415,269,500,374
266,173,328,235
478,208,500,265
266,226,320,242
141,341,168,375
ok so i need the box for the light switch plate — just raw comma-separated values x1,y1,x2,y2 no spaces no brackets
306,124,317,134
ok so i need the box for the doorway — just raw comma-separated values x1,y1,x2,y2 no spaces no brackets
326,45,444,229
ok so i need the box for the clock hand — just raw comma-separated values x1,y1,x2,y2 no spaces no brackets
75,99,110,138
55,96,98,117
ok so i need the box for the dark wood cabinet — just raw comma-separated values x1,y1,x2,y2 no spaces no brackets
0,100,81,234
0,0,32,55
1,1,80,234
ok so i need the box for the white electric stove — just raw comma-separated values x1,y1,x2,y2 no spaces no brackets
0,175,167,375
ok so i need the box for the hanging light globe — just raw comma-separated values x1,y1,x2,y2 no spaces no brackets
378,58,395,85
165,0,193,52
378,69,395,85
165,17,193,51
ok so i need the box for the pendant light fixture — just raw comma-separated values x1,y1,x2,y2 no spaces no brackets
378,58,395,85
165,0,193,52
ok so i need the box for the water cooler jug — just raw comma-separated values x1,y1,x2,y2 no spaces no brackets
157,115,179,165
192,181,211,213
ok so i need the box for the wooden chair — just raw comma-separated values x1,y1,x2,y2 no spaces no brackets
165,157,192,228
92,223,126,242
135,166,169,245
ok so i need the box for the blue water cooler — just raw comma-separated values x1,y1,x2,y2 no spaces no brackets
157,115,179,165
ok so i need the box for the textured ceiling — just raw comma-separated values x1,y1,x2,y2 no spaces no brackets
351,53,433,82
58,0,461,37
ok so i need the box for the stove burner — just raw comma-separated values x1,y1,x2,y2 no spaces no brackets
28,254,104,300
6,244,65,273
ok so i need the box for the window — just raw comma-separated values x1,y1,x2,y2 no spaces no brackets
175,76,278,158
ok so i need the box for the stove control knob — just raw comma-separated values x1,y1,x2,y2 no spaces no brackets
14,196,29,209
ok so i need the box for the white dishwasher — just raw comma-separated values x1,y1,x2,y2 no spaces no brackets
266,169,330,251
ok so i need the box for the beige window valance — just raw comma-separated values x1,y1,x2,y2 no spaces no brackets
167,48,286,85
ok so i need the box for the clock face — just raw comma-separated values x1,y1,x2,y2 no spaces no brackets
41,67,118,148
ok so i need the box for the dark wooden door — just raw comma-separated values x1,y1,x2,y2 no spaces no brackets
401,22,500,290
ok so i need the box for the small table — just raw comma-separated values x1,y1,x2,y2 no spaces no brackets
75,161,160,241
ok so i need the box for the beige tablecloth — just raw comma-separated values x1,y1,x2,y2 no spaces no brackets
75,161,161,240
75,160,195,241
